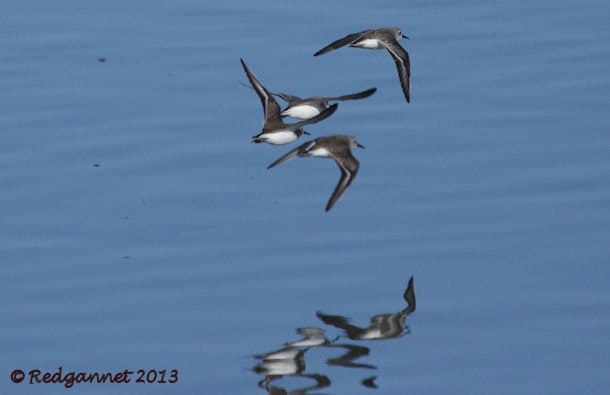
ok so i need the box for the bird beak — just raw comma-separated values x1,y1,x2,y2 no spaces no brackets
303,131,311,135
402,34,409,39
357,143,365,149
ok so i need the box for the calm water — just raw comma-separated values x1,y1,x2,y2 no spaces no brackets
2,0,610,394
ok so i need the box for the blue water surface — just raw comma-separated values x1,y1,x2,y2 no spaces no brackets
1,0,610,394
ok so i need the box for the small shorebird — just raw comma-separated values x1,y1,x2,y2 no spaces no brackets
314,28,411,103
273,87,377,120
267,135,364,212
284,327,334,348
317,276,416,340
240,82,376,120
240,58,337,145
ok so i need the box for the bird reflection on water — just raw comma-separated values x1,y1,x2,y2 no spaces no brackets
252,276,416,393
317,276,416,340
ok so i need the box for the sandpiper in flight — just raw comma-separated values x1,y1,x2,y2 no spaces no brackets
267,135,364,211
314,28,411,103
240,83,376,120
240,58,338,145
272,87,377,120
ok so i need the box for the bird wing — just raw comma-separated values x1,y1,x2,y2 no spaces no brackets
316,312,358,332
325,87,377,101
402,276,416,315
240,81,303,106
290,103,338,129
266,140,314,169
239,58,283,127
326,149,359,211
379,39,411,102
271,91,302,104
314,31,364,56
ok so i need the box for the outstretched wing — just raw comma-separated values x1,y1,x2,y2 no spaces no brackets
326,150,359,211
271,91,302,103
314,31,364,56
379,39,411,103
325,87,377,101
266,140,314,169
291,103,338,129
240,58,282,125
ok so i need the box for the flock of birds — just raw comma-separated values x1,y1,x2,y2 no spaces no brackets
241,27,411,211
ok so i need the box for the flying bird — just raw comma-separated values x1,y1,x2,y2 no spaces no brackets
314,28,411,103
240,58,337,145
267,135,364,211
239,83,376,120
272,87,377,120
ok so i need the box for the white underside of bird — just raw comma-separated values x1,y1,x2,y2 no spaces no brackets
281,105,322,120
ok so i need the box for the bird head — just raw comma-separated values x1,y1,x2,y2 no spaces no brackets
349,136,365,149
395,28,409,40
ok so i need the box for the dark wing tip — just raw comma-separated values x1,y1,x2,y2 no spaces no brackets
328,87,377,102
355,87,377,99
267,156,282,169
313,46,332,56
239,58,251,76
324,168,351,212
325,192,335,211
314,47,333,56
403,276,416,309
313,43,337,56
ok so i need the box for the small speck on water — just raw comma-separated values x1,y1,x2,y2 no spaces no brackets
98,57,106,63
93,163,101,167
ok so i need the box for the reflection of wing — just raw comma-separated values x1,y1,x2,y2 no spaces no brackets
403,276,416,315
314,31,364,56
326,344,376,370
317,311,353,328
326,87,377,101
380,39,411,102
326,150,359,212
296,327,325,336
316,311,364,339
239,58,283,127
